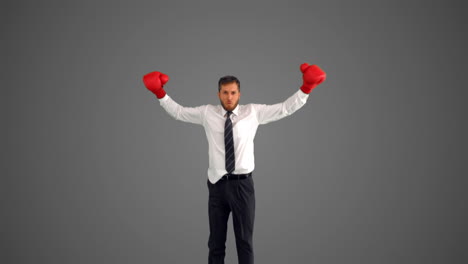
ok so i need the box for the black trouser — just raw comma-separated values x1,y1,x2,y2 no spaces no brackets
207,174,255,264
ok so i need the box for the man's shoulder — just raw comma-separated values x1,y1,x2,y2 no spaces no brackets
239,103,257,108
205,104,220,110
239,103,264,110
238,104,259,116
201,104,223,115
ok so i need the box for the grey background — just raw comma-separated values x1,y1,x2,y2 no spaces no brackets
2,0,466,263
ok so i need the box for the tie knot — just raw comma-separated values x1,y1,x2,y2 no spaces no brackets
226,111,233,118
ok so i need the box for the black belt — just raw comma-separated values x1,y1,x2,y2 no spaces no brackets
221,172,252,180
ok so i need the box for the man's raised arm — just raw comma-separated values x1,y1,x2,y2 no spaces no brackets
255,63,327,125
143,71,204,125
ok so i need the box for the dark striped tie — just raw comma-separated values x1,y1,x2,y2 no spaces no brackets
224,111,235,174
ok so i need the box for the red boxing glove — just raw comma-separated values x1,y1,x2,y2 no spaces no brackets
300,63,326,94
143,71,170,99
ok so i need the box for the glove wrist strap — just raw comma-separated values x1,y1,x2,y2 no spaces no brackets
155,88,166,99
300,84,316,94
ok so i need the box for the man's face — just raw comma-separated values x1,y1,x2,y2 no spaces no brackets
218,82,241,111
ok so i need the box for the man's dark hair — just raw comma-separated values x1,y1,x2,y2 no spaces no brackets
218,75,240,92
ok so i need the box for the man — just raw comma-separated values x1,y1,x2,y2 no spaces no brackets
142,63,326,264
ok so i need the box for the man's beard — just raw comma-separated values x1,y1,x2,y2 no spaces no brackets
220,99,239,111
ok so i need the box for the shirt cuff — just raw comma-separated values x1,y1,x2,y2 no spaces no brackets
297,89,310,99
158,94,169,102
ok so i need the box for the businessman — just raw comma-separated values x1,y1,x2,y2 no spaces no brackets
142,63,326,264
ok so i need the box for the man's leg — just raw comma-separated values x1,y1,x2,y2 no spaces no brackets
207,180,231,264
229,176,256,264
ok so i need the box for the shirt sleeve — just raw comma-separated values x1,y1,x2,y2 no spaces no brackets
159,95,205,125
254,89,309,125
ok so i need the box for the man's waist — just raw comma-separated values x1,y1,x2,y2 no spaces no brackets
220,172,252,180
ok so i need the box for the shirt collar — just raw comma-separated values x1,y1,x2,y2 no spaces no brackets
221,104,240,117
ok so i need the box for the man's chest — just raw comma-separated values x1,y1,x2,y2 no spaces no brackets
204,109,259,139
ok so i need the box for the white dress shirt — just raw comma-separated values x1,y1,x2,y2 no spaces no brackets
159,89,309,183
